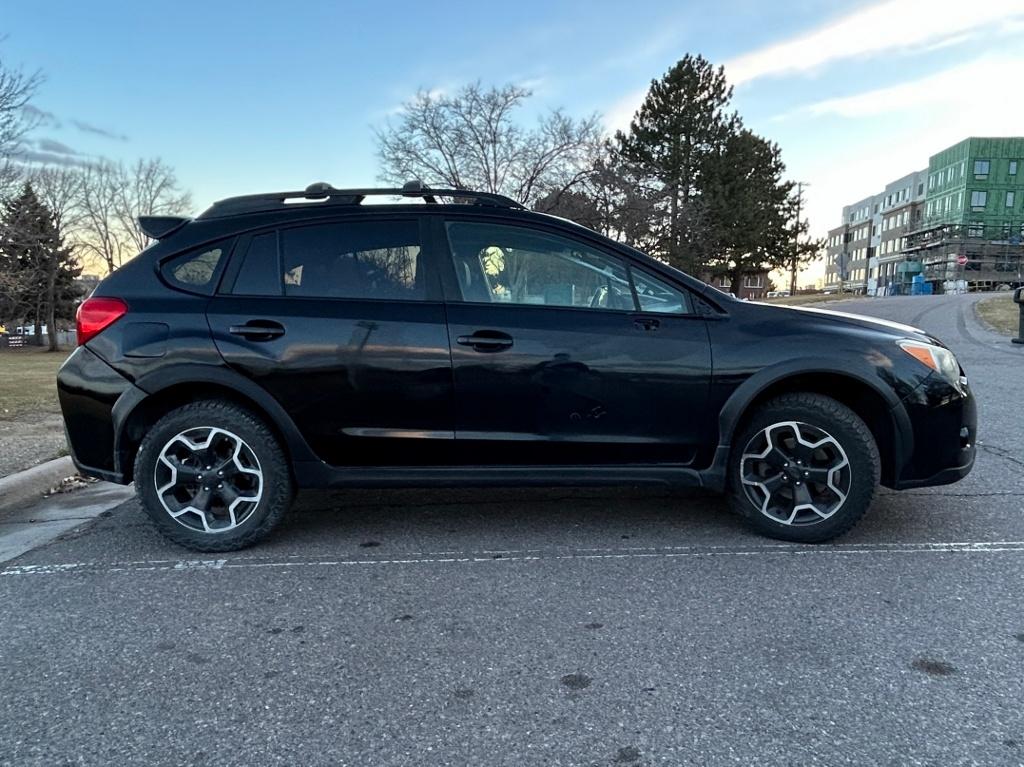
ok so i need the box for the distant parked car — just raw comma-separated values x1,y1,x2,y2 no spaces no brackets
58,182,977,551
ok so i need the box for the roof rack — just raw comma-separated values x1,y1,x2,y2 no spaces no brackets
198,180,524,219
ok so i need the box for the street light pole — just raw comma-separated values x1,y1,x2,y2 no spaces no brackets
790,182,808,296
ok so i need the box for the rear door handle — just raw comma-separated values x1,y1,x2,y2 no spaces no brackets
228,320,286,340
456,330,514,352
634,317,660,331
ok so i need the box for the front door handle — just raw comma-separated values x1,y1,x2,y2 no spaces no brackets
228,320,286,340
456,330,514,352
634,317,660,331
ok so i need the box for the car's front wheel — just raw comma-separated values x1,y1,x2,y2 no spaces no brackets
135,400,294,552
728,393,880,543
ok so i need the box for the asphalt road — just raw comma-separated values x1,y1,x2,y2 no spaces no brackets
2,294,1023,766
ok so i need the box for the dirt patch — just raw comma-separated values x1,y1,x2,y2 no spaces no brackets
975,294,1020,337
0,412,67,478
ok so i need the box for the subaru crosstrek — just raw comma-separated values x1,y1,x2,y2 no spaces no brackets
57,182,976,551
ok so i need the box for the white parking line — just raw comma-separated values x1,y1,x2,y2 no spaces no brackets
3,540,1024,577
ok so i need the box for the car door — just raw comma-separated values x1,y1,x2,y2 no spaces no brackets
438,217,713,466
206,214,454,467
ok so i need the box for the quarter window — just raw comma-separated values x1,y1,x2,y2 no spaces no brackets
161,241,230,294
633,268,690,314
445,222,633,311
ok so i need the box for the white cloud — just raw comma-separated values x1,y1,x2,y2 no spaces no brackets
783,54,1024,120
723,0,1024,86
603,88,646,135
797,58,1024,240
602,0,1024,133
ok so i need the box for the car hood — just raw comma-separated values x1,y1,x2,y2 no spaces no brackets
757,303,938,343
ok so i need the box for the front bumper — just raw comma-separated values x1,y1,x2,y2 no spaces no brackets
892,373,977,490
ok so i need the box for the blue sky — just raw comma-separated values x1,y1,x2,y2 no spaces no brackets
5,0,1024,248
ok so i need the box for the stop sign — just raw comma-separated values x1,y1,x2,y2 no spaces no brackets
957,254,968,266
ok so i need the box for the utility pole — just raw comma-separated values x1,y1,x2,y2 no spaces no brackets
790,182,808,296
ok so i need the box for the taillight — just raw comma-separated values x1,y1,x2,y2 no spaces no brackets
76,297,128,345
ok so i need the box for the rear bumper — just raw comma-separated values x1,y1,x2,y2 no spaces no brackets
57,346,133,484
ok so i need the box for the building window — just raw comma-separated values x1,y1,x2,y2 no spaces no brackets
970,190,987,210
968,221,984,238
742,274,763,288
1010,160,1018,176
974,160,990,178
917,183,924,195
1007,191,1016,208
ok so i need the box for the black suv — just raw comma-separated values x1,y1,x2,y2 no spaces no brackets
58,182,976,551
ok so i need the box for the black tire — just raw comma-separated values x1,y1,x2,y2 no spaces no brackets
135,400,294,552
727,393,880,543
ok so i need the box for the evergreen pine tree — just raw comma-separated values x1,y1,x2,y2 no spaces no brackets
616,55,738,273
0,183,82,349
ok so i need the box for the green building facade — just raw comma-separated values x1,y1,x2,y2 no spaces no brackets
905,137,1024,288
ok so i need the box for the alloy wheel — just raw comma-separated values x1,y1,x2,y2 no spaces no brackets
153,427,263,534
739,420,851,526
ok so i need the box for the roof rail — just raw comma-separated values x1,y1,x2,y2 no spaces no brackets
197,180,524,219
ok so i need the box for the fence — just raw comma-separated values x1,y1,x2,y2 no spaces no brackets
0,331,77,348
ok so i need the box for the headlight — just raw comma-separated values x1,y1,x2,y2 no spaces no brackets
897,340,961,384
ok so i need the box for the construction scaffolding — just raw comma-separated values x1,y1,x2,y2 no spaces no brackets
896,221,1024,292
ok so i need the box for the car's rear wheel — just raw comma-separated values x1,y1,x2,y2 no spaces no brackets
135,400,293,552
728,393,880,543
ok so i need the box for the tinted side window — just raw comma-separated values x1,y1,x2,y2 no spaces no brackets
632,267,691,314
445,222,633,310
161,241,230,294
280,220,423,300
232,232,281,296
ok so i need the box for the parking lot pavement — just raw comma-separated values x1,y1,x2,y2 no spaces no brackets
2,294,1023,766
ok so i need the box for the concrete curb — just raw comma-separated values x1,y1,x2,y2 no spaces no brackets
0,456,76,516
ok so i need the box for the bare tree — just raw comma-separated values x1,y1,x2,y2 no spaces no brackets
114,158,192,253
27,164,85,238
0,50,42,195
76,158,192,273
375,83,601,207
77,161,127,274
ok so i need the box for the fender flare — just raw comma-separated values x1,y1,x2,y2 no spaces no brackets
112,364,321,476
702,357,914,491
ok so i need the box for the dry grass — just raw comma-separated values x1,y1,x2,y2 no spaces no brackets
759,293,858,306
0,347,72,419
975,294,1021,337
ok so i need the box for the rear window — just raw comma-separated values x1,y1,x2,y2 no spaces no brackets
161,241,230,294
232,232,281,296
228,220,425,301
282,220,423,300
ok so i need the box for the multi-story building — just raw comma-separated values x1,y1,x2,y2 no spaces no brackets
824,137,1024,294
873,170,926,294
904,137,1024,290
702,270,771,300
823,195,876,293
